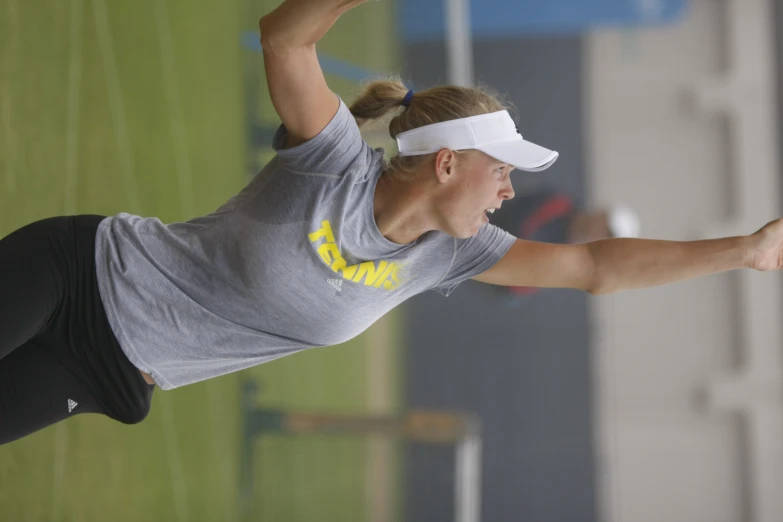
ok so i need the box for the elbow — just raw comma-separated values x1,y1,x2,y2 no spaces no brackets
586,267,607,295
259,0,364,52
258,14,291,53
583,248,610,295
258,15,317,55
586,275,620,296
585,277,604,295
258,15,277,51
587,284,610,296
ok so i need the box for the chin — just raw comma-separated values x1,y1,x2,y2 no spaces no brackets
444,227,473,239
443,218,483,239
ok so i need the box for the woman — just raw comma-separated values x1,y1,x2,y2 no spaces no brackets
1,0,781,446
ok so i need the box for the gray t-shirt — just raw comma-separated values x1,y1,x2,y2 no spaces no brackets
95,97,516,390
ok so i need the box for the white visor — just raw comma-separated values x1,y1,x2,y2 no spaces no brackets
395,110,558,172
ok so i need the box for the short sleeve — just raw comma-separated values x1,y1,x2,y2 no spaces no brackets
432,224,517,296
272,95,368,178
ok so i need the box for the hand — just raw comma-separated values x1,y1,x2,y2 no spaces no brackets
748,218,783,271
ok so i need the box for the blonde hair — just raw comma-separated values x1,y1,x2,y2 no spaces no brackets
349,77,510,181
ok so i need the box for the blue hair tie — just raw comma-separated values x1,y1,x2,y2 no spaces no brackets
401,89,414,108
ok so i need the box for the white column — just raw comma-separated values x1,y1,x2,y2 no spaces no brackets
444,0,474,87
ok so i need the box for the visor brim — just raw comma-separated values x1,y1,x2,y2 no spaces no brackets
478,139,559,172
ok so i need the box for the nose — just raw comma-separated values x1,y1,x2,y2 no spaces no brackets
500,179,515,200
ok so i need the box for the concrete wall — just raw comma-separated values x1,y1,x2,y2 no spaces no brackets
586,1,783,521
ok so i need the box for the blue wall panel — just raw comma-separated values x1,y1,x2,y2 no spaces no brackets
401,0,689,40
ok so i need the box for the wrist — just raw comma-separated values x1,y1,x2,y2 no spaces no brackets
741,234,757,270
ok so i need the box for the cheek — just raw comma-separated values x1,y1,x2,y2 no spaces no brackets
444,180,473,204
441,173,488,221
439,193,473,226
463,178,495,202
455,185,480,212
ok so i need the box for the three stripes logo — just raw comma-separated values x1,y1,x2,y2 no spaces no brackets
327,278,343,292
67,399,78,413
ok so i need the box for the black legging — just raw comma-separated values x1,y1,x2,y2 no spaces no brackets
0,215,154,446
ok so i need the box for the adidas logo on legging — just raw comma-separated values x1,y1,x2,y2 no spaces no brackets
67,399,78,413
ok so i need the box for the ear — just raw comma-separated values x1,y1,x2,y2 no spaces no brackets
433,149,457,183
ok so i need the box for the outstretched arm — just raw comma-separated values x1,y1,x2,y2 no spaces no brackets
258,0,368,148
473,219,783,295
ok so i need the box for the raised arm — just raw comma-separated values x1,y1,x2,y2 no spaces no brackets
258,0,367,148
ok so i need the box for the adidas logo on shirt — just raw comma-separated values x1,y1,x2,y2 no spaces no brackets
327,278,343,292
67,399,78,413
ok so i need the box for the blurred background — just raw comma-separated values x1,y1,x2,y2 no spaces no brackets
1,0,782,521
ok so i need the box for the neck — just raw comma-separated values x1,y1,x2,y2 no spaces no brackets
373,170,438,245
